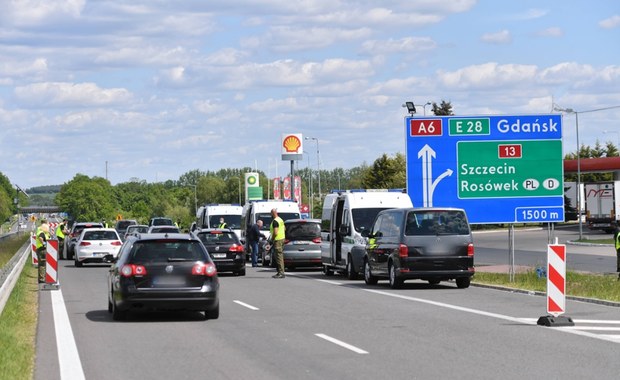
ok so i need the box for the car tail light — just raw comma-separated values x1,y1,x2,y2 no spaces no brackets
312,237,321,244
192,262,217,277
229,244,244,253
284,239,290,244
467,243,474,256
111,241,122,246
120,264,147,277
79,241,91,246
399,244,408,258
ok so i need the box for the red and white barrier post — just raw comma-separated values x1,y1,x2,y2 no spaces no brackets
31,234,38,266
41,239,60,290
537,242,574,327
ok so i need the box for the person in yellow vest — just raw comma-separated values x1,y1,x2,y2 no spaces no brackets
269,208,286,278
55,219,69,255
614,222,620,280
35,220,51,283
217,217,227,229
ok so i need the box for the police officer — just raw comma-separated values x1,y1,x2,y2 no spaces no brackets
55,219,69,255
614,222,620,280
269,208,286,278
217,217,227,229
35,220,51,283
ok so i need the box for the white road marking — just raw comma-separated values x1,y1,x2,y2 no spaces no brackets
362,288,620,344
315,333,369,354
51,289,85,380
234,300,260,310
316,279,344,285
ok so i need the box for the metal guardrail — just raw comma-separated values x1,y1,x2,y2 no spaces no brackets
0,235,31,315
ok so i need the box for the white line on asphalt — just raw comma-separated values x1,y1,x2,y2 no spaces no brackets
234,300,260,310
51,289,85,380
362,288,620,344
315,279,344,286
315,333,369,354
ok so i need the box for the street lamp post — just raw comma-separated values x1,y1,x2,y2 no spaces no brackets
305,137,321,199
422,101,431,116
554,106,582,240
307,154,313,218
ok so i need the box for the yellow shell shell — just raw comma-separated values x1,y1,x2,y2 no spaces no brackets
283,135,301,152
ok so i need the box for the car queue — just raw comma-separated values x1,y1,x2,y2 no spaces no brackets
51,192,473,321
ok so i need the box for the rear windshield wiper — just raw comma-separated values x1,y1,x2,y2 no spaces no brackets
167,257,191,262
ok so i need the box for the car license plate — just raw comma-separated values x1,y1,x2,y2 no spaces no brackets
212,253,226,258
292,241,305,245
153,276,184,286
94,252,106,256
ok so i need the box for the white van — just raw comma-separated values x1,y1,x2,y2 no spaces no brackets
241,200,301,243
321,190,413,279
197,204,243,239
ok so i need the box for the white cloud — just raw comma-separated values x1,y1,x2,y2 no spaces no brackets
599,15,620,29
480,30,512,44
438,62,537,89
360,37,437,55
14,82,133,108
516,8,549,20
0,0,85,26
537,27,563,37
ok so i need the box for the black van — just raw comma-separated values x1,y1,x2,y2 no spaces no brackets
363,207,474,289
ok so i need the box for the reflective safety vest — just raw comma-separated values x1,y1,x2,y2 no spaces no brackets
218,222,227,229
35,227,51,250
270,217,285,241
56,224,65,239
615,231,620,250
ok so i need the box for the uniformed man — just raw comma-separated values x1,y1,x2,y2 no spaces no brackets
55,219,69,255
217,217,227,229
35,220,51,283
269,208,286,278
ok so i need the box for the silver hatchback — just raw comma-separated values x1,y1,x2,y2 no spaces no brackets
281,219,322,270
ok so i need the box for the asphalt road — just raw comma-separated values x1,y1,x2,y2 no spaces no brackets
36,249,620,380
473,224,617,274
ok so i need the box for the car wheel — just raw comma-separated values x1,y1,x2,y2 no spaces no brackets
346,257,358,280
112,299,127,321
389,264,403,289
322,265,334,276
108,298,113,313
74,258,82,267
456,277,471,289
237,268,246,276
364,259,378,285
428,279,441,286
204,305,220,320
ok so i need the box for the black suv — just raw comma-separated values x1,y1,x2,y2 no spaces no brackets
194,229,246,276
363,208,474,289
107,233,220,320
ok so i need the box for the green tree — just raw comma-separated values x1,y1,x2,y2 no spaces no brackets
55,174,118,221
431,100,454,116
361,153,406,189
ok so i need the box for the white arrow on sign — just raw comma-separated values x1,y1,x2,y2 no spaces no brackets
418,144,453,207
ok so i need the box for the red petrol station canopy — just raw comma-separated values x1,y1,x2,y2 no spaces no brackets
564,157,620,173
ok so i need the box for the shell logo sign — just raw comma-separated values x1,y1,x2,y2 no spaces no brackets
281,133,303,161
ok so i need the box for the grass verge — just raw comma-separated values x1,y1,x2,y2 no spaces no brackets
0,233,30,267
0,262,38,380
473,270,620,303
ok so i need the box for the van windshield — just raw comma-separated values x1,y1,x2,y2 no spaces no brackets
405,210,470,236
208,215,241,229
351,208,391,233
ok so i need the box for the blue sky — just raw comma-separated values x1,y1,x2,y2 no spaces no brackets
1,0,619,189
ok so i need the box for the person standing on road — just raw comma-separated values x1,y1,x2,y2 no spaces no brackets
247,220,265,267
55,219,69,255
35,220,51,283
269,208,286,278
614,222,620,280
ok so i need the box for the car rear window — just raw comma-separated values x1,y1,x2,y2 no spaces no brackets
116,221,136,229
129,240,207,262
152,218,174,226
197,231,236,244
405,210,470,236
285,222,321,240
84,231,119,240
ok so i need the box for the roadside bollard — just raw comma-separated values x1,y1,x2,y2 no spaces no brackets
41,239,60,290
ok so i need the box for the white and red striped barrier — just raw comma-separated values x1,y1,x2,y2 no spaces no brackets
31,234,38,266
546,244,566,316
45,239,59,286
537,243,574,327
